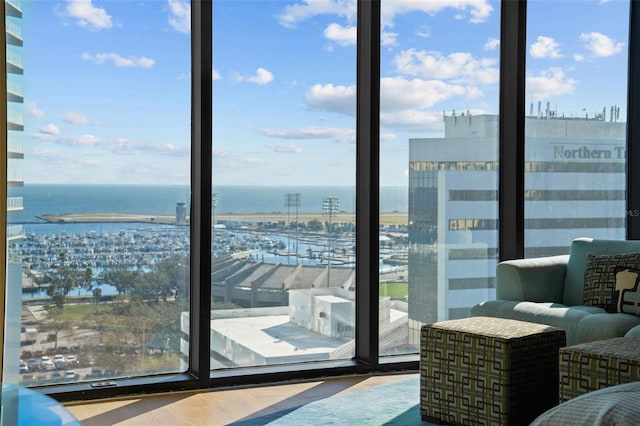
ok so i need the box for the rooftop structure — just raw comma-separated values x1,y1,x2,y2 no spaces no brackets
183,287,408,369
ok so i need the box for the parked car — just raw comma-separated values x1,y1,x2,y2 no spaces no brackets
64,370,79,380
27,358,39,371
19,360,28,373
65,354,79,365
40,356,55,370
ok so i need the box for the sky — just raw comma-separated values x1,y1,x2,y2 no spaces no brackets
10,0,631,186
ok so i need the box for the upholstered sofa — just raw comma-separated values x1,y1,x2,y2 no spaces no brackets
471,237,640,345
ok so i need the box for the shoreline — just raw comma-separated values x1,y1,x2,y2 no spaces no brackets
38,212,409,226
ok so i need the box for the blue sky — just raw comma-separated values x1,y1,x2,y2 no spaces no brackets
13,0,630,186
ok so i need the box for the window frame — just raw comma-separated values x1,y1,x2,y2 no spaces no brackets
4,0,639,403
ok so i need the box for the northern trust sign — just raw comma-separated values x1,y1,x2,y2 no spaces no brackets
552,144,626,160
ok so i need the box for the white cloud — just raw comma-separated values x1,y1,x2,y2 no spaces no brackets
277,0,357,28
62,0,112,31
32,149,100,165
417,26,431,39
261,126,355,144
33,132,100,146
303,77,472,132
26,101,45,119
393,49,499,85
580,32,624,58
305,84,356,116
234,68,274,85
324,23,356,46
264,142,303,153
381,0,493,28
526,67,577,100
39,124,61,136
248,68,274,85
31,130,189,156
110,139,188,156
277,0,492,30
213,149,268,169
167,0,190,34
213,69,221,80
530,36,562,59
485,38,500,51
381,31,398,47
573,53,585,62
380,133,397,142
380,109,444,132
81,52,155,68
381,77,468,110
64,112,89,125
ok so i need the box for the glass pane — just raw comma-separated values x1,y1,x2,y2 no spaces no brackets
6,1,191,386
210,0,356,369
525,1,629,255
384,0,501,356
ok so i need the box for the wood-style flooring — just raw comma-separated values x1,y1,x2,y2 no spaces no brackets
65,372,418,426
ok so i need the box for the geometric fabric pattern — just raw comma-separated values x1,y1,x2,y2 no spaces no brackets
559,337,640,402
583,252,640,310
613,268,640,315
420,316,566,426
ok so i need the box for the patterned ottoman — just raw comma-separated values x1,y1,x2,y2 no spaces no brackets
420,316,566,426
559,337,640,402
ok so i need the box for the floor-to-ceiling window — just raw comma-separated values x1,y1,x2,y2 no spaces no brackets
208,1,357,369
382,0,500,357
524,0,630,256
5,0,191,386
1,0,638,405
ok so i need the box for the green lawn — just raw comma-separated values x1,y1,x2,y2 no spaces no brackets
379,282,408,298
47,302,108,320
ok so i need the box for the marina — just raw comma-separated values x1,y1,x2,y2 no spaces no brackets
12,217,408,299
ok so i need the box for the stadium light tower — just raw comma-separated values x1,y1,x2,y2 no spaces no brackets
285,193,301,264
323,196,340,288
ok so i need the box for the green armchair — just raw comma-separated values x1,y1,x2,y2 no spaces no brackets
471,237,640,345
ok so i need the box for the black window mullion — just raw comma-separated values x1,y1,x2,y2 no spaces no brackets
627,0,640,240
499,0,527,261
355,0,380,365
190,0,213,387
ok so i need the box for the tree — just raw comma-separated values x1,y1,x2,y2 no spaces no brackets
131,256,186,303
81,267,94,296
52,292,65,309
102,266,143,295
92,287,102,303
43,263,82,307
42,308,73,350
307,219,323,232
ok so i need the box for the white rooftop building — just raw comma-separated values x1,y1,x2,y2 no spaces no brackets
181,287,408,369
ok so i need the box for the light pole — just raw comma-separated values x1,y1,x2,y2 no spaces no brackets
285,193,301,265
323,196,340,288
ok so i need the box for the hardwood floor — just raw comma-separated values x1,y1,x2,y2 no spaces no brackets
65,373,418,425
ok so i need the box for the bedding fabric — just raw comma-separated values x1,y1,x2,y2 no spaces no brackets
530,381,640,426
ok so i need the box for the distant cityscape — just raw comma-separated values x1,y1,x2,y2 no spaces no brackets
8,109,629,385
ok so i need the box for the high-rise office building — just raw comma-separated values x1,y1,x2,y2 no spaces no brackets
407,110,625,342
5,0,24,384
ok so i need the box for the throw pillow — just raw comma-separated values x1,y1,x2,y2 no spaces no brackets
613,267,640,315
583,252,640,311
